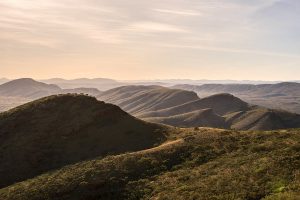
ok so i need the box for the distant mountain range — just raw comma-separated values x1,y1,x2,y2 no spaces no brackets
98,86,300,131
0,78,61,99
0,78,103,112
0,78,102,99
41,78,125,91
2,77,299,89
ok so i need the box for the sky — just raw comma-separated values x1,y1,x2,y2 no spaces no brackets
0,0,299,80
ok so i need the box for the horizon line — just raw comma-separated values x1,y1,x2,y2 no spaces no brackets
1,77,299,83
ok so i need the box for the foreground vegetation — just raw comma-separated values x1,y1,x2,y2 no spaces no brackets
1,128,299,200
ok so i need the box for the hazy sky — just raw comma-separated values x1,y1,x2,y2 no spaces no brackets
0,0,299,80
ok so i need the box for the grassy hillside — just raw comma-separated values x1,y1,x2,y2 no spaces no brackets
0,128,299,200
0,94,167,188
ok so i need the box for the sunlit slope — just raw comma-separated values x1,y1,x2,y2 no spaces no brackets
98,85,199,115
138,93,251,118
99,86,300,131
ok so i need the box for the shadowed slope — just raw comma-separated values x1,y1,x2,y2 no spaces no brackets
0,94,166,188
225,108,300,131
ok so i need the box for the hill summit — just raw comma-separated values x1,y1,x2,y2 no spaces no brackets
0,94,166,188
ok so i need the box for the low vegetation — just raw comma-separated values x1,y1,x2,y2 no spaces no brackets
1,128,299,200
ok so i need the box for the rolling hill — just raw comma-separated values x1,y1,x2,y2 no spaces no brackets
98,85,199,115
138,93,252,118
0,78,102,99
0,79,102,112
0,78,61,99
172,82,300,97
225,108,300,131
172,82,300,114
144,108,229,128
0,128,299,200
0,93,299,199
0,94,166,188
98,86,300,130
1,82,299,131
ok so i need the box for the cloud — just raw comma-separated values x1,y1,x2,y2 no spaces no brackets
0,0,299,81
127,21,188,33
0,0,124,45
154,9,201,16
157,43,300,58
